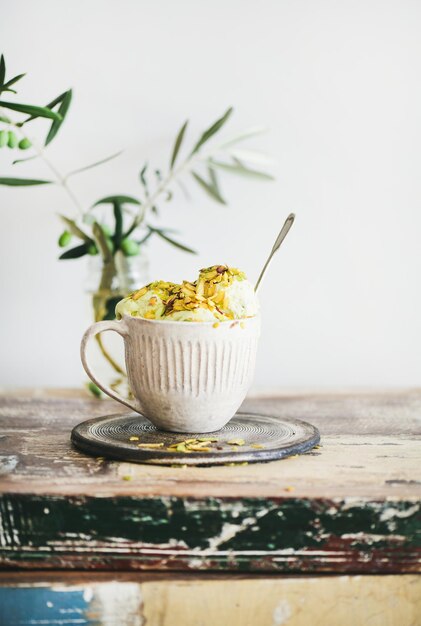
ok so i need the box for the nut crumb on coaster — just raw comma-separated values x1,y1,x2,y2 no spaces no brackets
71,412,320,466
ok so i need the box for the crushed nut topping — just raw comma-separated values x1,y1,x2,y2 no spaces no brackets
116,264,257,322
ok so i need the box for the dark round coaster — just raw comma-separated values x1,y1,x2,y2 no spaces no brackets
71,412,320,466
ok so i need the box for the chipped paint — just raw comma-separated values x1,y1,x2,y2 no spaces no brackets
88,583,143,625
0,455,18,475
207,506,276,552
0,494,420,573
273,599,292,625
380,504,420,522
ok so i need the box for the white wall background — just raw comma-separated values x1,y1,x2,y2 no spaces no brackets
0,0,420,390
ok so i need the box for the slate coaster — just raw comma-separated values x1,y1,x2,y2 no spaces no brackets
71,412,320,466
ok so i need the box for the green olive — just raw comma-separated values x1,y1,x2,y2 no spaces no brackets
58,230,72,247
121,238,140,256
87,382,102,398
0,130,8,148
18,137,32,150
7,131,18,149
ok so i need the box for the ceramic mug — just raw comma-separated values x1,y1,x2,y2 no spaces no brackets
80,315,260,433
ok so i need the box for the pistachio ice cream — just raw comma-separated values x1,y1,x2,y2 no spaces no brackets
116,281,177,320
197,265,259,319
115,266,259,322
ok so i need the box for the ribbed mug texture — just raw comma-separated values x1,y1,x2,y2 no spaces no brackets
81,315,260,433
126,316,260,431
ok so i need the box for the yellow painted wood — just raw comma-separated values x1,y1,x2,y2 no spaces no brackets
141,575,421,626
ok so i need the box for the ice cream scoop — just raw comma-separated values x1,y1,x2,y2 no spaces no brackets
197,265,259,319
116,281,177,320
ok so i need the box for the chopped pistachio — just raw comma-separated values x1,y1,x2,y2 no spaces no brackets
227,438,245,446
129,436,140,441
132,286,148,301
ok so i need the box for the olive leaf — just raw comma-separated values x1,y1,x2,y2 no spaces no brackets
59,243,89,259
0,177,52,186
216,126,266,149
170,119,188,169
139,163,149,196
3,73,26,90
45,89,72,146
12,155,37,166
65,150,122,180
227,148,276,167
0,100,62,121
59,215,92,243
208,159,274,181
191,171,226,204
150,227,197,254
0,55,5,88
0,54,26,94
93,195,141,207
208,166,222,196
22,91,70,125
190,107,233,155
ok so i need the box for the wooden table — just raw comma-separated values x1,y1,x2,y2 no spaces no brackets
0,389,420,625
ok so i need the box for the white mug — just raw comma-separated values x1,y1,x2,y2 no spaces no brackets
80,315,260,433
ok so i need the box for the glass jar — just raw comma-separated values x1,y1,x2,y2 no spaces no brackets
84,249,149,396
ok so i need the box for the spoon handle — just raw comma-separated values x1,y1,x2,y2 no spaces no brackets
255,213,295,293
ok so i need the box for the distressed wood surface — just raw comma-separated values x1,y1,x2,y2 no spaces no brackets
0,572,420,626
0,389,420,573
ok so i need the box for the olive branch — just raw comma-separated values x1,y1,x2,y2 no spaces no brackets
0,53,274,264
0,53,274,382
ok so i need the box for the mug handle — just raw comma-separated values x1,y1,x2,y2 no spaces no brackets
80,319,141,413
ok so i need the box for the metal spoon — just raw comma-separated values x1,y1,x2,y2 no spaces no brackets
255,213,295,293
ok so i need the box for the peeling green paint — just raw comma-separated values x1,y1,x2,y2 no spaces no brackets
0,494,420,573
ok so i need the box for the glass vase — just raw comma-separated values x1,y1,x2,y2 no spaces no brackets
85,249,149,397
